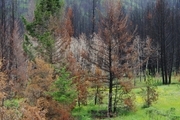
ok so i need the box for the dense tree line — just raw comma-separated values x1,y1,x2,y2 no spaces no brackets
64,0,180,84
0,0,33,82
130,0,180,84
2,0,179,84
65,0,155,37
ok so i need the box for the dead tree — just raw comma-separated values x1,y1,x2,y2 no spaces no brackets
82,0,136,116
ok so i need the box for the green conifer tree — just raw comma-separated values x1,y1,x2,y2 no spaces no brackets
22,0,64,62
49,67,77,105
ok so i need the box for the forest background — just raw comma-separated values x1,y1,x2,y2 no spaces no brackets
0,0,180,119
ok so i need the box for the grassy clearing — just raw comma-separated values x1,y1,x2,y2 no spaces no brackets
118,84,180,120
73,77,180,120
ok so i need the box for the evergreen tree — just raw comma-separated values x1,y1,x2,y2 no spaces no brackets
49,67,77,105
23,0,64,62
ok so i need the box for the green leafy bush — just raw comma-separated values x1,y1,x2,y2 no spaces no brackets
4,99,19,109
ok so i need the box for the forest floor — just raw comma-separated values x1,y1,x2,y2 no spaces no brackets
73,75,180,120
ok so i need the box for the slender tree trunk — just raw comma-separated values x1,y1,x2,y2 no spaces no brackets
113,79,118,113
94,86,99,105
108,43,113,117
78,93,81,107
156,43,159,74
147,86,150,107
159,0,168,84
144,59,149,81
168,11,175,84
92,0,95,35
1,0,6,71
108,72,113,117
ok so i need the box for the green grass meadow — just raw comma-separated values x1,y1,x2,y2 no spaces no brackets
118,84,180,120
73,76,180,120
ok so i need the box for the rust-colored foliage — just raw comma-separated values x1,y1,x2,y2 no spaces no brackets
67,53,89,106
48,7,73,40
0,40,75,119
20,97,73,120
0,61,22,120
20,102,47,120
120,81,133,93
0,21,28,99
123,97,136,111
82,0,136,115
11,22,28,97
22,58,74,120
65,8,74,38
0,107,22,120
0,60,9,103
90,66,106,105
25,58,54,105
51,8,74,63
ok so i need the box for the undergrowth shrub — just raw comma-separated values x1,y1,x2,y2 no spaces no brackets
25,58,54,105
20,97,74,120
141,74,158,108
0,61,22,120
146,107,180,120
0,60,9,105
116,80,136,112
0,107,22,120
4,99,19,109
23,58,75,120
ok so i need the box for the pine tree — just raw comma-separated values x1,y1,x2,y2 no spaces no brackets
22,0,64,63
49,67,77,105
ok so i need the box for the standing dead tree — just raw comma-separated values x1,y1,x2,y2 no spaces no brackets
82,0,137,117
